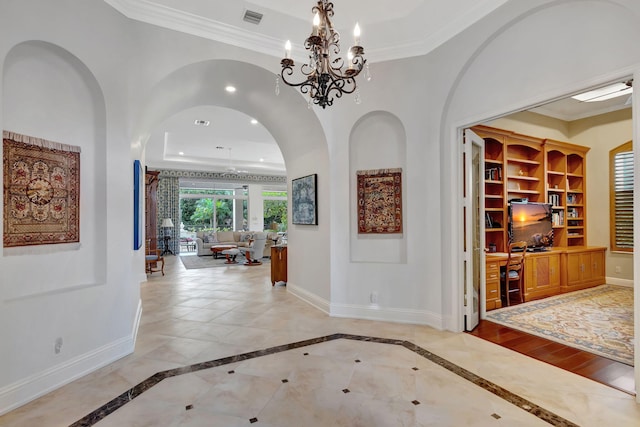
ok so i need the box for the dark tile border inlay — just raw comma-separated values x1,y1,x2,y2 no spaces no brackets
69,334,578,427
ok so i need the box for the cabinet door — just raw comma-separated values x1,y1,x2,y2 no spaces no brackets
524,254,561,301
566,253,583,286
590,250,605,281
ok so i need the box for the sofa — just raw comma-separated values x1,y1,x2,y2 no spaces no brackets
194,230,281,258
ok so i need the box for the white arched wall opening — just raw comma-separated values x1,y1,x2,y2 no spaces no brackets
132,59,332,305
439,0,640,396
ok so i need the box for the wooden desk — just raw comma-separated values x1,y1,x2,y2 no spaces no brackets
485,246,606,310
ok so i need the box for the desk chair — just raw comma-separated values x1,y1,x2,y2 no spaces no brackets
501,241,527,306
145,239,165,275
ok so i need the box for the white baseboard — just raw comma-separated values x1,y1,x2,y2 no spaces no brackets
0,299,142,416
287,282,330,314
606,277,634,287
287,283,443,329
330,303,444,329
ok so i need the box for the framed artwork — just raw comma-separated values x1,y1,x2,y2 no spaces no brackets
357,168,403,234
292,174,317,225
3,131,81,247
133,160,143,250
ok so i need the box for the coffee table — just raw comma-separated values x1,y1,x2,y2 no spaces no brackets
210,244,238,259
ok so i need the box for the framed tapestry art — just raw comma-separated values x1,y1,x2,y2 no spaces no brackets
3,131,80,247
357,168,403,234
292,174,317,225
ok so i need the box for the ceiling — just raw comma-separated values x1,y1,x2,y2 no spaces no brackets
107,0,631,180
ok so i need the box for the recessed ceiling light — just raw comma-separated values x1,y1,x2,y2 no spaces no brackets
179,152,184,156
250,119,258,125
259,158,265,162
225,85,236,93
194,119,210,126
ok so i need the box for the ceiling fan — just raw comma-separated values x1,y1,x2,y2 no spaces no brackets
219,147,248,176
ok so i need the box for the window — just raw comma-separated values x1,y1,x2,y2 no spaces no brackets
609,141,633,252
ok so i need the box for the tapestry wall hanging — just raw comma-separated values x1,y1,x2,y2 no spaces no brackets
3,131,80,247
292,173,318,225
357,168,402,234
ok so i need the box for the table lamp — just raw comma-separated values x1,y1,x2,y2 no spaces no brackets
161,218,174,255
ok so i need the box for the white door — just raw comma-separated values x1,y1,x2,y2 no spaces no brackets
463,129,486,331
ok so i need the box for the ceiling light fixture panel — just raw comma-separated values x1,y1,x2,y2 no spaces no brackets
572,81,633,103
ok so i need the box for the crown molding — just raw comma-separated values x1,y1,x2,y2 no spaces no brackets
105,0,285,58
104,0,508,64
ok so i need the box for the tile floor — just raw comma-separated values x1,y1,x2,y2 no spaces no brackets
1,255,639,426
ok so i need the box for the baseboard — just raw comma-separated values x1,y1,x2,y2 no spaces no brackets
606,277,634,288
286,282,330,314
330,303,444,329
0,299,142,416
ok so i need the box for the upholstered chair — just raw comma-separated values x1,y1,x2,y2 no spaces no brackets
239,232,267,265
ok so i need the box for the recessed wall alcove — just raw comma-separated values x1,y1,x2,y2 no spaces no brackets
2,40,107,298
349,110,407,263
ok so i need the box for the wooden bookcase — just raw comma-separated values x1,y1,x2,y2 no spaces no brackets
472,125,590,252
544,139,589,247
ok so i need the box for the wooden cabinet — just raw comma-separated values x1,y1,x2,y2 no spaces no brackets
145,170,160,252
271,245,287,286
523,252,561,302
562,247,606,292
485,259,502,310
472,125,592,253
486,246,606,311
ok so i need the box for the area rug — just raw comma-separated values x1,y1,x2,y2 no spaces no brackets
485,285,634,365
180,255,269,270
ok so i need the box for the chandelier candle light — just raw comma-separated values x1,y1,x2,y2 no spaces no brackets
279,0,367,108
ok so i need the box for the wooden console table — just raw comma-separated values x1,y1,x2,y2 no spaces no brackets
485,246,606,310
271,245,287,286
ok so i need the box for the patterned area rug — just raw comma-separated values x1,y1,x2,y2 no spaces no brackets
486,285,634,365
180,254,269,269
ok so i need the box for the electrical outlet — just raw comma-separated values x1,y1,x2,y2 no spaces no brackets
54,337,63,354
370,291,378,304
615,266,622,273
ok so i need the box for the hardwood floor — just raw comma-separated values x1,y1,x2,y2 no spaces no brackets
469,320,636,396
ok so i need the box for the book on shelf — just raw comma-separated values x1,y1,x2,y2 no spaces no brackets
484,166,502,181
548,193,561,207
552,210,564,226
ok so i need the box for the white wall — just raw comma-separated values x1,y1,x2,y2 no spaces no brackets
0,0,139,413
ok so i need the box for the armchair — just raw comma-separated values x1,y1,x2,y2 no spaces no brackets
238,232,267,266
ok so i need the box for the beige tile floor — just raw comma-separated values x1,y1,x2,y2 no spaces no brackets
1,255,639,426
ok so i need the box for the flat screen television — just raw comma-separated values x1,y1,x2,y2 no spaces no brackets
508,201,553,251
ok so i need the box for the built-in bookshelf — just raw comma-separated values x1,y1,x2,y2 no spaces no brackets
472,126,590,252
544,139,589,247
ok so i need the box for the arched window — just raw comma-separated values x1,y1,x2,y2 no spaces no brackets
609,141,633,252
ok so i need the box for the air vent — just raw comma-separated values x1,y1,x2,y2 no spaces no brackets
243,9,263,25
194,120,210,126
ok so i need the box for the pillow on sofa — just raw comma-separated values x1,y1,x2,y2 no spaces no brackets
203,232,218,244
240,233,253,243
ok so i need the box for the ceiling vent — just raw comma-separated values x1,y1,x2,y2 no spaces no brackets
194,120,210,126
243,9,263,25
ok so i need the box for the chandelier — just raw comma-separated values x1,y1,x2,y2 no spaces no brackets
278,1,367,109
